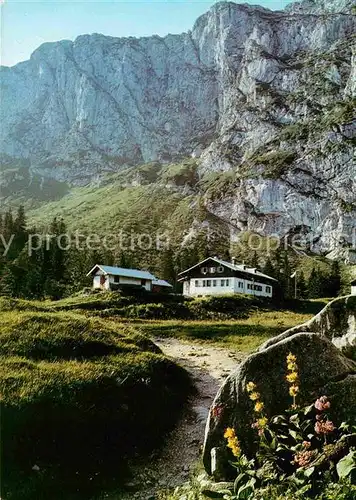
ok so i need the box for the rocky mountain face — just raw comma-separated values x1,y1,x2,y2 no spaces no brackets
1,0,355,254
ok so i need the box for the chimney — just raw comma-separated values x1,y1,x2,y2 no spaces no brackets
231,257,236,266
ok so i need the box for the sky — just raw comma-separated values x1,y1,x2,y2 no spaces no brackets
0,0,292,67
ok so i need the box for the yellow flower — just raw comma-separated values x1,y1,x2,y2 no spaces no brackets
287,353,297,363
258,416,268,428
230,443,241,458
286,372,298,383
289,385,299,397
249,392,260,401
246,381,256,393
224,427,241,457
224,427,235,439
287,362,297,371
227,437,241,457
254,401,264,413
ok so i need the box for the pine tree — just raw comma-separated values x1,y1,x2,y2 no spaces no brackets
328,260,341,297
297,271,307,299
160,248,177,286
263,258,275,278
308,267,324,298
251,251,259,269
0,264,24,297
13,205,27,255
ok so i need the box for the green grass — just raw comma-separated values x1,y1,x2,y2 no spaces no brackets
0,306,191,500
119,308,318,351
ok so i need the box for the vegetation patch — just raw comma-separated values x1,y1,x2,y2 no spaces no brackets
251,150,297,179
0,307,191,499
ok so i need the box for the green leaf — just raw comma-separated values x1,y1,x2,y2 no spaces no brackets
289,429,299,441
304,466,315,478
336,450,356,479
304,403,314,415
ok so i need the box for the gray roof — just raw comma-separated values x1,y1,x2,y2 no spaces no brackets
152,278,173,287
178,256,277,282
87,264,156,281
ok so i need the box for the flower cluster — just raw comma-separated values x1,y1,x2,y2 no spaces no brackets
314,396,335,441
315,417,335,435
224,427,241,458
246,381,268,435
294,449,315,467
286,353,299,407
314,396,331,412
211,404,224,419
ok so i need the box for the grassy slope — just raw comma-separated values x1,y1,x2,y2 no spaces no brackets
0,302,191,500
25,161,200,235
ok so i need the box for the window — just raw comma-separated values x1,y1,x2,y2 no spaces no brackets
238,281,243,288
141,279,146,286
266,286,271,293
247,284,251,290
114,276,120,283
213,280,217,287
195,280,199,287
221,279,225,286
202,280,206,287
209,267,216,273
225,279,229,286
217,266,224,273
201,267,208,274
206,280,212,287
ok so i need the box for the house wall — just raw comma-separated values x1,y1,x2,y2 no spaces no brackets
351,285,356,296
93,272,152,291
93,270,110,290
185,277,273,298
108,275,152,291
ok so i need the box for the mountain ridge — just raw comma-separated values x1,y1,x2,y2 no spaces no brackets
1,0,355,255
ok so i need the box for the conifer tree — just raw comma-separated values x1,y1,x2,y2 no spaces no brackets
308,267,324,298
251,251,259,269
263,258,275,278
297,270,307,299
328,260,341,297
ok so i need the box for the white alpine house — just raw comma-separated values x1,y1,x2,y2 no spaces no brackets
178,257,277,298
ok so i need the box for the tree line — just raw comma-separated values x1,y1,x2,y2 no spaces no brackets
0,206,343,300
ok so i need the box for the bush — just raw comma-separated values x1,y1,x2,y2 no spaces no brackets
186,294,269,320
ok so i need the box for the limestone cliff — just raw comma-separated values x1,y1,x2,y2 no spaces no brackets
1,0,355,253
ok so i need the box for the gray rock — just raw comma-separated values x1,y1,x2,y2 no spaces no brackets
1,0,355,253
202,332,356,475
262,295,356,359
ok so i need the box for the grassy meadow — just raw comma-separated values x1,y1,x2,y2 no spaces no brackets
0,292,329,499
127,309,319,351
0,302,191,500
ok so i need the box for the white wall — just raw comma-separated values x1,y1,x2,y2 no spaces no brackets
351,285,356,296
188,277,236,296
93,272,152,291
93,270,110,290
185,277,273,297
108,275,152,291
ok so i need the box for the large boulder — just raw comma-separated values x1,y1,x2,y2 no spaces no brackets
262,295,356,359
202,332,356,476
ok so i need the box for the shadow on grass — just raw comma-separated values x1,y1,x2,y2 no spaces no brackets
139,322,284,343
